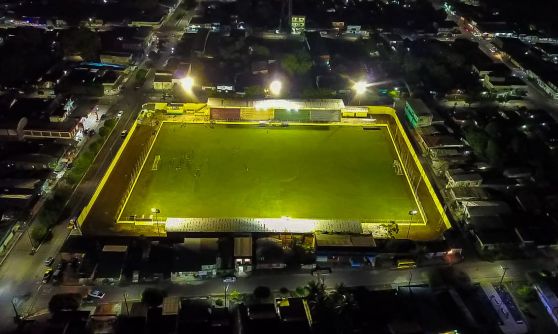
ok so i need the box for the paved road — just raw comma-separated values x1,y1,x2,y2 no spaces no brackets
22,256,558,322
0,81,146,332
438,2,558,121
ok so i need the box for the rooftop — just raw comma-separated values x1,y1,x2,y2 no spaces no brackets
406,98,432,117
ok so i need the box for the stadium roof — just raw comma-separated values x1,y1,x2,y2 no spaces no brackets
207,98,345,110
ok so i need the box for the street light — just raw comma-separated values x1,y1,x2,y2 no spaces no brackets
151,208,160,235
223,276,236,307
499,266,509,285
269,80,282,96
180,76,194,91
407,209,418,239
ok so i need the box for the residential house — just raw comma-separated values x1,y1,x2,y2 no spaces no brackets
405,98,433,128
445,169,483,188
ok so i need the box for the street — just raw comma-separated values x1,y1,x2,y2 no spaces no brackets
21,256,558,321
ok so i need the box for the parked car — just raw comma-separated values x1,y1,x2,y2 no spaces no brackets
42,269,53,283
44,256,54,266
88,289,105,299
52,269,62,284
57,260,67,271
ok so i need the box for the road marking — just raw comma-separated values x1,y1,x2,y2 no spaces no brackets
152,155,161,170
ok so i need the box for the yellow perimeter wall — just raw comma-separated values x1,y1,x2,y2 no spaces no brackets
77,103,449,234
367,106,451,231
240,108,274,121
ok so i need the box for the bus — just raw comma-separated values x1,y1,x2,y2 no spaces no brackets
396,259,416,269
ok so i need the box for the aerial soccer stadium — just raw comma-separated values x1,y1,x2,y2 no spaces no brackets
77,98,449,240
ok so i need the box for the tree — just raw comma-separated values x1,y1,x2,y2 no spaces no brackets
253,286,271,299
98,126,110,137
184,0,197,9
496,94,509,104
516,285,536,302
486,139,505,166
60,28,101,61
281,50,313,76
380,221,399,239
305,280,355,334
229,289,242,302
104,118,117,129
301,88,335,99
485,121,504,139
295,286,307,297
464,94,476,107
31,223,48,243
48,294,81,314
464,127,489,157
244,85,265,98
251,45,270,58
122,0,158,10
141,288,166,308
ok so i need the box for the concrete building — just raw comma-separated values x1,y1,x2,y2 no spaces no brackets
291,15,306,35
405,98,433,128
464,201,512,219
445,169,483,188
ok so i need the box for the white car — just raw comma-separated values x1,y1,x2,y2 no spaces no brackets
88,289,105,299
117,110,124,118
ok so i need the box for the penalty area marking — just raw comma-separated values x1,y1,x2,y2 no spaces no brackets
152,155,161,171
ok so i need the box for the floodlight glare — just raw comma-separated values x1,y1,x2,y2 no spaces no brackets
354,81,367,95
269,80,282,96
180,76,194,91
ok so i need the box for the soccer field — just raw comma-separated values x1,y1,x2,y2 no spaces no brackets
120,123,418,222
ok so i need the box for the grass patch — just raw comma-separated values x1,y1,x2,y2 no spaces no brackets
121,123,416,221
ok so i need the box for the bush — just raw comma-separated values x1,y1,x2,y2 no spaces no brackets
253,286,271,299
229,289,241,302
279,287,290,295
516,285,536,302
142,288,166,308
30,223,48,243
295,287,307,297
215,299,224,307
104,118,116,129
98,126,110,137
48,293,81,314
88,139,103,154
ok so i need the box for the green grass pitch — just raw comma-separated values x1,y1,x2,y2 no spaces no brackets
120,123,417,222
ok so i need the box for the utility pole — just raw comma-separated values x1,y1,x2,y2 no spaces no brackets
123,293,130,316
26,228,34,249
499,266,509,286
224,284,229,308
11,298,21,323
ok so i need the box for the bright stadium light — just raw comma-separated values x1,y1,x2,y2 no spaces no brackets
353,81,368,95
180,76,194,91
151,208,161,235
407,209,418,239
269,80,282,96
